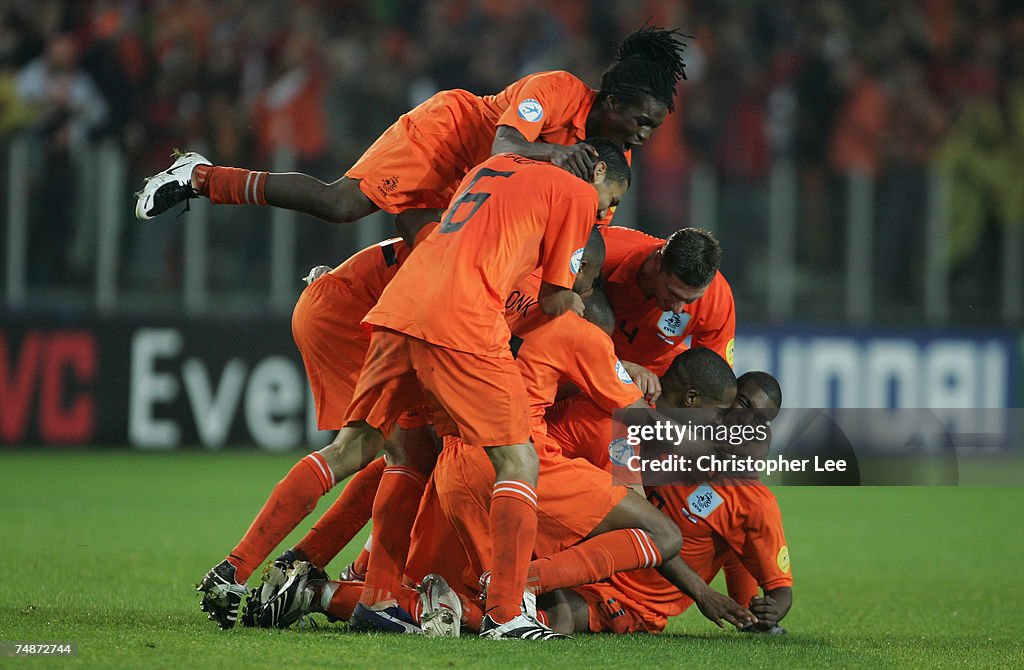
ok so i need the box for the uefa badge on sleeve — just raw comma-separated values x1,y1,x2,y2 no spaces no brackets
570,248,584,274
517,98,544,122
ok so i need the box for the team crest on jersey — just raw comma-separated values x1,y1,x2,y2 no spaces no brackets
777,545,790,573
614,360,634,384
517,98,544,122
608,438,634,466
686,483,724,518
377,175,399,197
658,310,690,338
570,247,584,274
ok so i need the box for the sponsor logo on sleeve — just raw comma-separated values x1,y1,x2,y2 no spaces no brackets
570,247,584,274
777,545,790,573
686,483,724,518
726,338,735,366
517,98,544,122
615,360,634,384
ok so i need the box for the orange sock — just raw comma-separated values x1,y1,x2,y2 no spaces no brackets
723,551,759,607
486,480,539,623
193,165,268,206
228,453,335,583
359,466,428,606
526,528,661,594
459,593,483,630
326,581,422,620
352,546,370,575
294,457,386,568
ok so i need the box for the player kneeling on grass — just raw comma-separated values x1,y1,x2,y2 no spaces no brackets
541,362,793,634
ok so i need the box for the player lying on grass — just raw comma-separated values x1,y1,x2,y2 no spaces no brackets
135,25,686,235
247,288,755,636
541,367,793,634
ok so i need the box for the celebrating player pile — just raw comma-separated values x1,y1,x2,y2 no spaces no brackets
136,24,793,640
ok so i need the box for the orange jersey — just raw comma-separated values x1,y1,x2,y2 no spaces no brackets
608,481,792,629
347,71,631,214
600,226,736,375
365,154,598,358
547,394,619,468
504,274,643,435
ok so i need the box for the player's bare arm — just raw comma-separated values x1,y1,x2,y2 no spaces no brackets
492,126,598,180
538,281,585,317
749,587,792,630
620,361,662,404
656,554,756,629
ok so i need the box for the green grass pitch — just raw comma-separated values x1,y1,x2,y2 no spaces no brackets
1,450,1021,669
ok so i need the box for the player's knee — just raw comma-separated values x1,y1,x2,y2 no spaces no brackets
320,426,381,477
485,441,539,484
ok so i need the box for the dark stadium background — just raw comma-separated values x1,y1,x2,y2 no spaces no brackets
2,0,1020,448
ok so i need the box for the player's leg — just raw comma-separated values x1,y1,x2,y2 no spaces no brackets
134,150,379,222
481,440,541,624
288,457,386,571
526,489,681,595
409,343,563,639
351,424,438,632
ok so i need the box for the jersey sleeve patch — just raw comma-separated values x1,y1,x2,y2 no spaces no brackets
615,360,634,384
517,98,544,122
570,247,584,274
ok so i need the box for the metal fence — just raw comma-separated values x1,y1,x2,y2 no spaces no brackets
3,133,1022,325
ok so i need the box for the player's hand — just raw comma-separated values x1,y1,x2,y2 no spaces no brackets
621,361,661,404
548,143,599,181
539,288,585,317
302,265,331,285
694,586,756,629
749,595,782,629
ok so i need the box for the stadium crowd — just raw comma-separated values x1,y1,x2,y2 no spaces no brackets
2,0,1022,317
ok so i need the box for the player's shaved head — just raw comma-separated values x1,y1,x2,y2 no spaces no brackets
661,347,736,408
582,287,615,336
662,228,721,289
736,371,783,420
583,138,631,186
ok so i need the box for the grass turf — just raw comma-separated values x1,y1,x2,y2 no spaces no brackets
0,450,1021,669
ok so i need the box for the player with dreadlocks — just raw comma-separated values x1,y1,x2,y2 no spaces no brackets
135,26,687,237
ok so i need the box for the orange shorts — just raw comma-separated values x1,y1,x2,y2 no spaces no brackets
292,274,371,430
431,432,628,583
293,280,429,431
346,328,531,446
572,581,663,634
345,91,485,214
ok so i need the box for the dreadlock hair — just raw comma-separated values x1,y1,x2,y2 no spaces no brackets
598,25,688,113
581,138,631,185
582,287,616,336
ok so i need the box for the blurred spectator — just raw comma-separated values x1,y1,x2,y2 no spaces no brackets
0,0,1020,325
15,32,109,285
